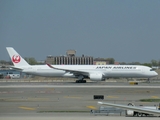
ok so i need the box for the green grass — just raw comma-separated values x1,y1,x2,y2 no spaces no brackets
38,111,89,113
139,99,160,102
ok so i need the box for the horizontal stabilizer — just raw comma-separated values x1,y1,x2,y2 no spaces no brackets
9,66,23,70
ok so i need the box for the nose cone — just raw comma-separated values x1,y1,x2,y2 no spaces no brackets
153,71,158,77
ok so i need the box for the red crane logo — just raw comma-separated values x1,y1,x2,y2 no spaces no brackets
12,55,21,63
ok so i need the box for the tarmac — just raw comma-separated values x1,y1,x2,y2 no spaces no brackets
0,80,160,120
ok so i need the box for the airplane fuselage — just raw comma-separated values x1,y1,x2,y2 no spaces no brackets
6,47,158,82
20,65,157,79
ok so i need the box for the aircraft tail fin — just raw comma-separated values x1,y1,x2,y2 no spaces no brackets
6,47,30,67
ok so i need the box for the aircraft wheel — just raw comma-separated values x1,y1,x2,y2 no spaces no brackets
76,80,79,83
75,80,86,83
137,113,143,117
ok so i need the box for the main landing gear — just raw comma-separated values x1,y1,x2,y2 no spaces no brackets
75,80,86,83
75,75,86,83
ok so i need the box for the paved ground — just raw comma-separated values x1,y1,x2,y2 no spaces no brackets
1,114,160,120
0,81,160,119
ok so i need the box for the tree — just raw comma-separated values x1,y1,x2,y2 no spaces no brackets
0,60,13,65
119,62,126,65
151,59,158,66
141,63,152,67
129,62,141,65
0,60,7,64
106,58,115,64
24,57,37,65
158,60,160,67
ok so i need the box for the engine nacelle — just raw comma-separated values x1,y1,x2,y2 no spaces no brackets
125,103,136,116
89,73,105,81
126,110,135,116
126,103,155,117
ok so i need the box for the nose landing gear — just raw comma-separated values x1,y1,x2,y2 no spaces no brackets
147,78,150,83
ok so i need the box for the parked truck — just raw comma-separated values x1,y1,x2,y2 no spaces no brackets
6,72,20,79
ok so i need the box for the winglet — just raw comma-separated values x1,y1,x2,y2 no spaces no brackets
46,63,54,68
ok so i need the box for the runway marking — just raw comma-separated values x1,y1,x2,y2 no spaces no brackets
86,106,97,109
19,106,36,110
107,96,118,98
27,97,50,101
64,96,82,99
0,91,24,94
36,91,61,93
151,96,159,99
134,90,153,93
4,98,24,101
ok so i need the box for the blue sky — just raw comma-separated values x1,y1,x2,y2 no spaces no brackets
1,0,160,63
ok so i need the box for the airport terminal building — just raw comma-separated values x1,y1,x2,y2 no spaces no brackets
46,50,94,65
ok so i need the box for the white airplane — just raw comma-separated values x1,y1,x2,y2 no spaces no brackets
98,101,160,117
6,47,158,83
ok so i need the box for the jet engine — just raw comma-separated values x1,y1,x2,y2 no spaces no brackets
89,73,105,81
125,103,154,117
125,103,135,116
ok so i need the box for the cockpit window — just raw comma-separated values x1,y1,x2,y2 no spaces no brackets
150,69,154,71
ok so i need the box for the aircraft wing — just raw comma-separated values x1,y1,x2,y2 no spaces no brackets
98,102,160,115
46,63,89,76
